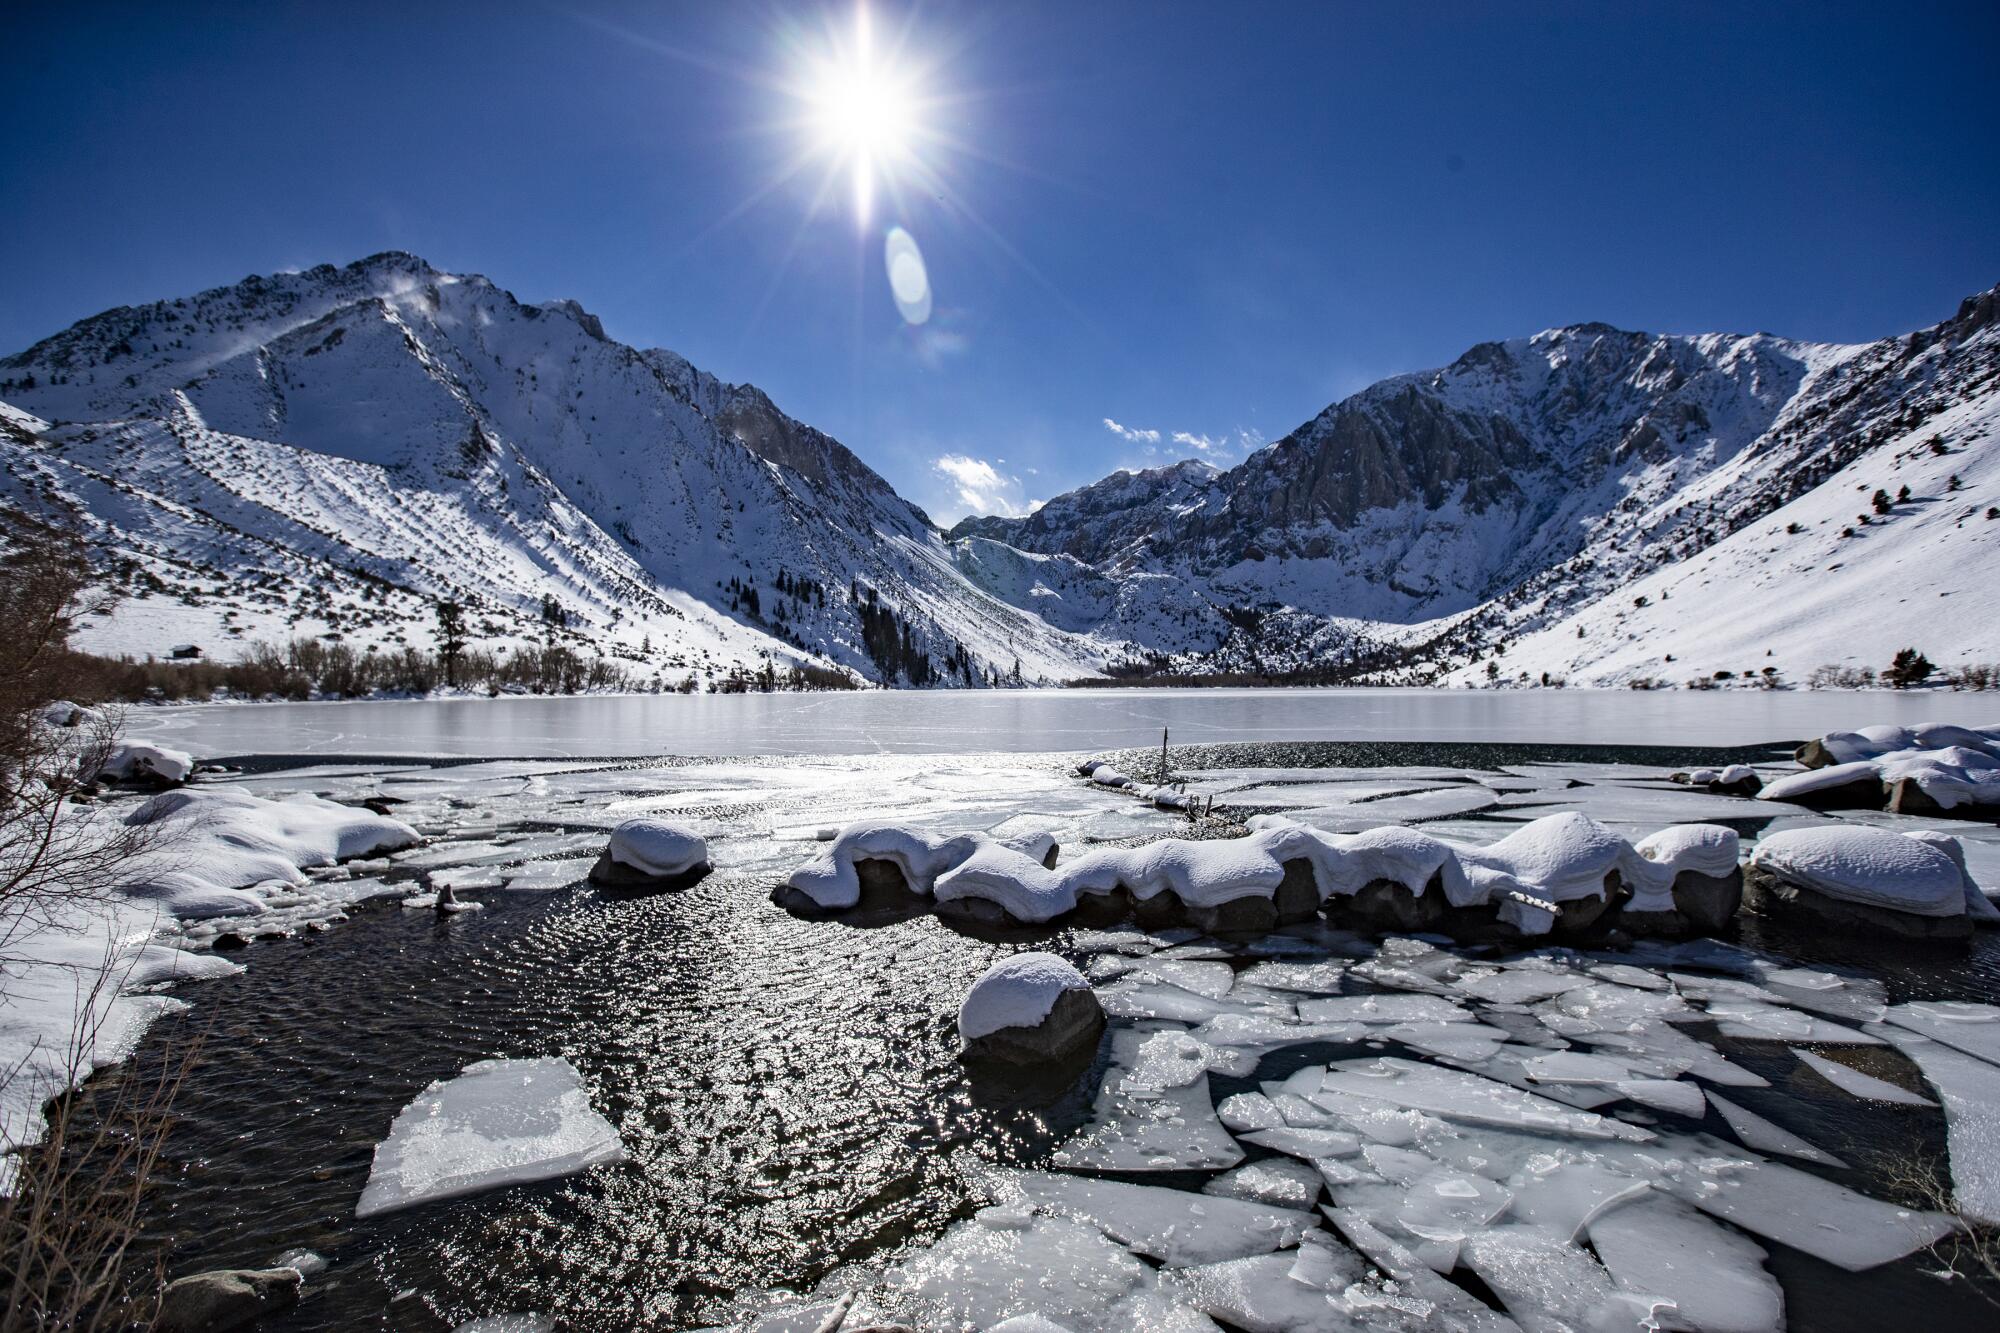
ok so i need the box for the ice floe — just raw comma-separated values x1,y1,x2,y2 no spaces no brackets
355,1056,626,1218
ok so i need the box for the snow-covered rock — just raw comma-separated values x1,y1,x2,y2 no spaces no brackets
778,811,1749,939
958,952,1104,1064
588,817,709,888
97,739,195,785
1779,725,2000,817
355,1056,627,1218
1747,826,1972,938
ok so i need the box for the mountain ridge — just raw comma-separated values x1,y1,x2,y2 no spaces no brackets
3,256,1995,688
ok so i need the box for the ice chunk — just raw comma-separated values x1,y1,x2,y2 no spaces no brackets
1613,1080,1706,1118
1296,994,1471,1025
1793,1049,1936,1107
1241,1127,1363,1162
1320,1058,1654,1141
1870,1026,2000,1225
959,952,1091,1040
1162,1251,1362,1333
1460,1225,1653,1332
1522,1051,1642,1086
1455,969,1589,1005
1702,999,1884,1045
1129,959,1237,1000
1666,1146,1958,1270
1203,1157,1325,1209
355,1057,626,1217
1880,999,2000,1067
1587,1194,1783,1333
1217,1092,1287,1133
1705,1094,1845,1166
875,1211,1214,1332
999,1169,1312,1266
1054,1025,1243,1171
1323,1207,1523,1331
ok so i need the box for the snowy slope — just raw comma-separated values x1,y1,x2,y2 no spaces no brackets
0,255,1102,684
960,284,2000,683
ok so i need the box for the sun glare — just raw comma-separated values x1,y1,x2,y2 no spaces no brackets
802,4,918,226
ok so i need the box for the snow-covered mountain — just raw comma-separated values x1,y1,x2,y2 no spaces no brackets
4,254,1995,688
0,254,1097,685
954,285,2000,685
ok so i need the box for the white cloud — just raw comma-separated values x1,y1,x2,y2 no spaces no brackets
1103,417,1161,444
933,454,1035,519
1172,430,1222,453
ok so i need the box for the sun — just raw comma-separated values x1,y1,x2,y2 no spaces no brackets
801,4,919,226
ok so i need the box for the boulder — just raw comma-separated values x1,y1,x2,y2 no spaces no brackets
1746,827,1971,941
1887,776,2000,821
1747,864,1972,941
1772,774,1886,812
959,954,1105,1065
155,1267,303,1333
1188,893,1280,937
1795,738,1838,769
1335,876,1445,933
1672,866,1744,934
1272,858,1322,924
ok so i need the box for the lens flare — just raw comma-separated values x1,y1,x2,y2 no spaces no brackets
884,226,931,324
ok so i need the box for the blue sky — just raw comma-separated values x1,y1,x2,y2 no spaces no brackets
3,2,1996,522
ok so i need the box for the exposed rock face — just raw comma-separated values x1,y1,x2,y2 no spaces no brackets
1620,867,1745,938
155,1267,304,1333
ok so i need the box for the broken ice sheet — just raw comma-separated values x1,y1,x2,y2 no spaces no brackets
1793,1049,1936,1107
1161,1248,1365,1333
1319,1057,1654,1142
874,1211,1216,1332
355,1057,626,1218
1587,1193,1784,1333
1202,1157,1325,1209
1706,1093,1847,1167
1053,1025,1244,1171
1869,1024,2000,1225
1664,1141,1958,1271
996,1169,1313,1266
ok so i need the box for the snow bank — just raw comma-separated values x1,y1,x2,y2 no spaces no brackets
604,818,707,877
958,952,1090,1039
355,1056,626,1217
98,739,195,785
122,788,422,919
0,897,241,1178
1748,826,1967,917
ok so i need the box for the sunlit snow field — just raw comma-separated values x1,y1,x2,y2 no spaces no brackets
77,695,2000,1331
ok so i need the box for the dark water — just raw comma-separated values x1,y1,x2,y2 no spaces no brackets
81,742,2000,1330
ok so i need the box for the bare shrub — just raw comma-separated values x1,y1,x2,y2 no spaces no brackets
0,983,199,1331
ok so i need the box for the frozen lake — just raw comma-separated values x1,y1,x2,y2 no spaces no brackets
137,686,1979,759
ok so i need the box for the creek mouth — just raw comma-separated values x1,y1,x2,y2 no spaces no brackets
67,742,2000,1329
